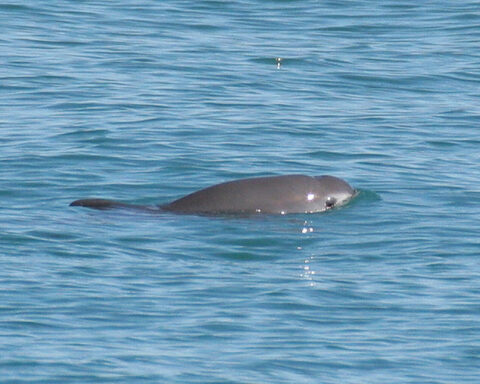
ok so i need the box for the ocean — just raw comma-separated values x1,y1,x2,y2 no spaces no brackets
1,1,480,383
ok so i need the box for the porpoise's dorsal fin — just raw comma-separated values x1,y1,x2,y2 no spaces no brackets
70,198,157,212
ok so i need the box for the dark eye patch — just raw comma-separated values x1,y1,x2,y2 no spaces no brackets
325,196,336,208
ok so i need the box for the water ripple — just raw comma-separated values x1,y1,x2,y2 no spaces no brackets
1,0,480,383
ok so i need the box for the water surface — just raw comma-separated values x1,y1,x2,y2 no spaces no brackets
1,1,480,383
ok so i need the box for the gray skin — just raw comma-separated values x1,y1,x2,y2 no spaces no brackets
70,174,355,215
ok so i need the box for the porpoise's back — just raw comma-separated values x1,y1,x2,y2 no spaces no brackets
161,174,352,214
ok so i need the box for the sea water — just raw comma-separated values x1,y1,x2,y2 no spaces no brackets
1,1,479,383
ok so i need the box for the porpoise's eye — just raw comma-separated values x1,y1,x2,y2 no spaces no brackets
325,196,336,209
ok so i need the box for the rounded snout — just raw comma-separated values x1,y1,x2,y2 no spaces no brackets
315,175,356,210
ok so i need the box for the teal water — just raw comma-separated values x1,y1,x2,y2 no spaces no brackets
1,1,480,383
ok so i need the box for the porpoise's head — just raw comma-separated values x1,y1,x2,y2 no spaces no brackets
314,175,356,211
